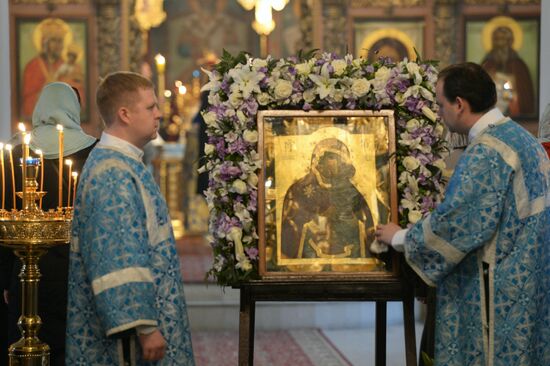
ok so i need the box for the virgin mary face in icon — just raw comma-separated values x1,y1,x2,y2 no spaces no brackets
280,138,376,260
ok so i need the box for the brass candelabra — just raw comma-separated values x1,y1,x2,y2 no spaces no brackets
0,157,71,365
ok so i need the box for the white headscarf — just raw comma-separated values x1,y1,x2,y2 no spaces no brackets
30,82,96,158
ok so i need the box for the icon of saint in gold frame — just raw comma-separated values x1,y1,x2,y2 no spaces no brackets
258,110,399,278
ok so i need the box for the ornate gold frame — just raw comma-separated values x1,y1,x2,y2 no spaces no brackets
257,110,399,279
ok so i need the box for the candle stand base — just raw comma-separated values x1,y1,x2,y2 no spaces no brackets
8,341,50,366
0,209,71,366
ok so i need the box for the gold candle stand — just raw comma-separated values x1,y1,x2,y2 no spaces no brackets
0,158,71,365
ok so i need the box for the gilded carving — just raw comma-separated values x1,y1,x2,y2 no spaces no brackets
434,0,457,67
298,0,314,50
322,1,348,55
350,0,425,7
464,0,539,4
13,0,86,3
128,0,144,73
96,0,121,76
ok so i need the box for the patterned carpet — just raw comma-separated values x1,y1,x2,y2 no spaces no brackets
192,329,352,366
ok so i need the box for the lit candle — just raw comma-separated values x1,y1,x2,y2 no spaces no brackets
177,85,187,115
22,134,31,210
154,53,166,108
57,124,64,208
6,144,15,209
36,149,44,209
71,172,78,208
18,122,29,158
66,159,72,207
0,143,4,210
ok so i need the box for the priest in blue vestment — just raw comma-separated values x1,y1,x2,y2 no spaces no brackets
376,62,549,366
66,72,194,365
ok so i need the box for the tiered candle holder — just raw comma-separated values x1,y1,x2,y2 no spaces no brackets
0,157,72,365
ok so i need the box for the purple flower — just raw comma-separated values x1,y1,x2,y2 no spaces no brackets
216,213,241,235
365,65,375,74
220,78,231,93
243,98,259,115
219,162,241,180
245,247,259,260
345,99,357,109
303,103,312,111
421,196,435,211
227,138,248,155
247,190,258,212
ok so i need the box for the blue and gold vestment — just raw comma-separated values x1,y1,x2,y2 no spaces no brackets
66,146,194,365
406,120,549,366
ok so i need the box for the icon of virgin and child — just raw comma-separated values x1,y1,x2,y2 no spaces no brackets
280,137,389,265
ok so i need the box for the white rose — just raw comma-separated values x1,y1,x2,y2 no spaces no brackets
422,105,437,122
332,88,344,102
406,118,421,132
257,92,272,106
231,179,248,194
274,79,293,100
202,111,217,126
247,172,258,187
243,130,258,144
204,143,215,156
295,62,311,76
331,59,347,76
303,88,316,103
351,78,371,98
408,210,423,224
374,66,391,85
252,58,267,68
402,156,420,171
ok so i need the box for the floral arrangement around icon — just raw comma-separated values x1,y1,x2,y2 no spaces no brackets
200,50,447,285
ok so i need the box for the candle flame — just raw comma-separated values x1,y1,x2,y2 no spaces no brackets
65,159,73,166
23,134,31,145
56,124,64,131
178,85,187,95
0,143,4,150
6,144,12,151
154,53,165,66
175,80,182,87
164,90,172,98
72,172,78,178
18,123,26,132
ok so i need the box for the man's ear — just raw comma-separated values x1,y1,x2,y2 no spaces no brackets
116,106,131,126
455,96,469,114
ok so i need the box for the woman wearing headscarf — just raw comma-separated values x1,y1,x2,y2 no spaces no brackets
0,82,98,366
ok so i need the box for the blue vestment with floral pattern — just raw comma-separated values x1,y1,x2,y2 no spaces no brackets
66,146,194,365
405,119,549,366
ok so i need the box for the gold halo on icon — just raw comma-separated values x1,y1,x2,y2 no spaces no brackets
482,16,523,52
32,18,73,53
359,28,416,60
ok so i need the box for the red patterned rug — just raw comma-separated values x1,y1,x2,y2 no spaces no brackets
191,329,352,366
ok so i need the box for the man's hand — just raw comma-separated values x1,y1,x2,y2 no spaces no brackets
138,330,166,361
375,223,402,246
